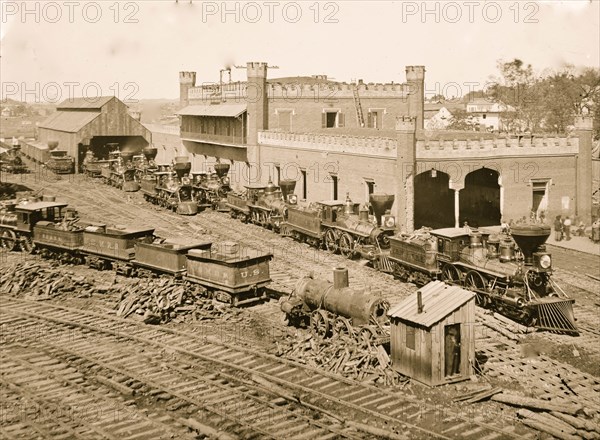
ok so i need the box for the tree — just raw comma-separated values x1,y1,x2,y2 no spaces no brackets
446,109,478,131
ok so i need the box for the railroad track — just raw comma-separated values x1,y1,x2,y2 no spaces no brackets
0,295,540,440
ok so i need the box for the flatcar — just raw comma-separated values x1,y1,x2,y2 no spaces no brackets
281,193,396,261
377,225,578,335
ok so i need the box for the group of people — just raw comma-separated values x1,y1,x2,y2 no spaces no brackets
553,215,586,241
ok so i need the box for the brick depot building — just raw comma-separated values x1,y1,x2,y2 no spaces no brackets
175,62,595,229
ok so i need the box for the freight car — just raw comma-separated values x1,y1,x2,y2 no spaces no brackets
191,163,232,211
377,225,578,334
281,267,390,344
226,179,297,231
281,193,396,260
21,140,49,164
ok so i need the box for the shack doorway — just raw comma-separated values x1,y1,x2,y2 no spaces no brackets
444,324,461,377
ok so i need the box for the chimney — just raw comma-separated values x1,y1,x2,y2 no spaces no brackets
333,267,349,289
246,62,268,146
417,290,423,313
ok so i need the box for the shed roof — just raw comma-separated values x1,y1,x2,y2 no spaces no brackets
15,201,69,212
38,111,100,133
56,96,114,110
388,281,474,328
177,104,247,118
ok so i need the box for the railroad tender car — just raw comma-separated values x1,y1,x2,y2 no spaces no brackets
185,241,273,306
132,239,212,277
80,224,156,273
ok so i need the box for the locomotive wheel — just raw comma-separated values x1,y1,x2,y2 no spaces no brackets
464,271,488,306
310,310,330,338
339,233,355,258
324,229,339,253
358,327,378,349
1,230,17,252
19,235,34,253
441,263,461,285
333,317,354,338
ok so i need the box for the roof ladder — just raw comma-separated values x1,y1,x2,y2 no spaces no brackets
352,85,365,128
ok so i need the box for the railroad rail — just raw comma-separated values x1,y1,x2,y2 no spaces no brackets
0,296,539,440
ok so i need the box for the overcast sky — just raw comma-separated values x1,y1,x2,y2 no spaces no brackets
1,0,598,102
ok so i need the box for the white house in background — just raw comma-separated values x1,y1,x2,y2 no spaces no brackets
424,102,465,130
465,98,514,131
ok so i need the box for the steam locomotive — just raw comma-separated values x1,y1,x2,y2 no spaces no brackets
226,179,297,231
377,225,578,335
192,163,232,211
1,196,272,306
140,158,197,215
99,150,140,192
0,144,27,174
281,267,390,345
281,193,396,262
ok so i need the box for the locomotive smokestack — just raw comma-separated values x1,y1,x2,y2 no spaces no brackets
214,163,230,179
279,179,297,200
333,267,349,289
369,194,395,226
417,290,423,314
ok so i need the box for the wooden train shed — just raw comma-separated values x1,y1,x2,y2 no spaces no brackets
36,96,151,173
388,281,475,386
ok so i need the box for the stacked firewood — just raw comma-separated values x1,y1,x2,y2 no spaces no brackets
113,278,235,325
275,333,408,386
0,261,94,298
487,393,599,440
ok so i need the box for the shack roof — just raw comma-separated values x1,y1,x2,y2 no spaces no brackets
388,281,474,328
15,201,68,212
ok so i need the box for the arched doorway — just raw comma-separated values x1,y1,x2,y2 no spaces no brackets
414,170,455,229
460,168,501,227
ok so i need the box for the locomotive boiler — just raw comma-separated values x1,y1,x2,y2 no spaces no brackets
45,142,74,174
282,193,396,260
281,267,390,344
133,146,158,181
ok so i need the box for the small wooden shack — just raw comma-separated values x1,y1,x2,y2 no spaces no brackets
387,281,476,386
